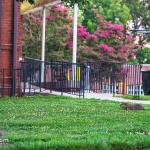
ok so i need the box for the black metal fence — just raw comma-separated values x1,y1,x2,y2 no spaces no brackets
21,58,85,97
82,61,125,94
21,58,126,97
0,58,149,98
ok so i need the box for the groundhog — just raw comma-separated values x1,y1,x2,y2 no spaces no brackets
120,102,144,110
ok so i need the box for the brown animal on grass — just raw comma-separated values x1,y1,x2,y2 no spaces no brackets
120,102,144,110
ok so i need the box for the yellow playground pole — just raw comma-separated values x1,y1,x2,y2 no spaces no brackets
77,67,80,81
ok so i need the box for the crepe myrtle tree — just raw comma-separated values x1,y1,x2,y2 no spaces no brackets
62,0,90,64
18,0,89,63
23,5,72,60
68,10,137,63
23,3,137,63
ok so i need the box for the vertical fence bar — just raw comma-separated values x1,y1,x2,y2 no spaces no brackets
2,69,4,97
82,64,85,98
138,65,142,99
61,62,63,95
39,62,42,93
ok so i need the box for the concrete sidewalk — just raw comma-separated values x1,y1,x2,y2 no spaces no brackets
24,87,150,105
51,91,150,105
83,93,150,105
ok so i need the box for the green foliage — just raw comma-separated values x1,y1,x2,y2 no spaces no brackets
23,5,72,61
73,11,136,62
0,95,150,150
81,0,131,32
23,13,42,58
137,47,150,64
18,0,131,32
23,6,136,62
124,0,150,29
63,0,90,7
17,0,35,4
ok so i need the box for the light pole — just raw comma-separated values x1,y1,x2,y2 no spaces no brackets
72,0,78,64
72,0,78,82
41,7,46,83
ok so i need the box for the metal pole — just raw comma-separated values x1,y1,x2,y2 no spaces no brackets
41,7,46,83
72,2,78,64
72,2,78,84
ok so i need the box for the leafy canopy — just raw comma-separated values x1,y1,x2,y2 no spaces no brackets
81,0,131,32
23,5,136,62
137,47,150,64
17,0,90,5
124,0,150,29
17,0,35,4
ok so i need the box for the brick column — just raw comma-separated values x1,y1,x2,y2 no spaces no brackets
0,0,22,96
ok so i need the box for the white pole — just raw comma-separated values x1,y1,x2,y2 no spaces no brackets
41,7,46,83
72,3,78,64
72,3,78,82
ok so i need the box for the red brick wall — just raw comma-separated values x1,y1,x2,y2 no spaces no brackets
1,0,13,69
0,1,22,68
0,0,22,96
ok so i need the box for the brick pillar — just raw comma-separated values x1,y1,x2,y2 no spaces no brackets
0,0,22,96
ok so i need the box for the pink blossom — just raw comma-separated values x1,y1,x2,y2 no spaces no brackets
68,41,73,49
88,34,97,41
78,25,90,39
117,32,124,37
98,44,112,53
127,35,133,42
35,18,41,23
109,24,124,30
46,14,54,21
119,48,126,53
96,30,110,37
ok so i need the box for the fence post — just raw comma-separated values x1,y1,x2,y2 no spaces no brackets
2,69,4,97
82,65,85,98
113,75,116,97
61,62,63,96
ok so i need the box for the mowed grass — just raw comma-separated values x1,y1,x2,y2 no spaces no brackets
0,95,150,150
119,95,150,100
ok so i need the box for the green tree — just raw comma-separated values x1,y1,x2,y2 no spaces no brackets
136,47,150,64
123,0,150,29
17,0,35,4
23,5,72,61
79,0,131,32
18,0,131,32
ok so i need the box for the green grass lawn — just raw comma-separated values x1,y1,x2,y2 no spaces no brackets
0,95,150,150
118,95,150,100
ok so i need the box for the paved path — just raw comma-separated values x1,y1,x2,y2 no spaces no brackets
52,91,150,105
83,93,150,105
24,87,150,105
